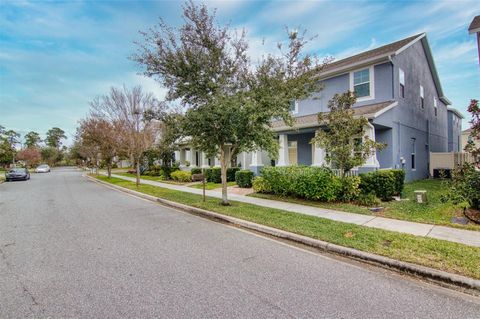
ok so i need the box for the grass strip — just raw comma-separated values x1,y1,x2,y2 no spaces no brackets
189,181,236,190
95,175,480,279
250,179,479,231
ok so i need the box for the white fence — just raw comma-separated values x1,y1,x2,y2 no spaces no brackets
331,169,359,177
429,152,474,177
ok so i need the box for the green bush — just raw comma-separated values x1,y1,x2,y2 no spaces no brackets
205,167,221,183
170,170,192,182
338,176,361,202
227,167,240,182
204,167,239,183
252,176,270,193
442,164,480,211
235,170,254,188
259,166,341,202
391,169,405,195
356,193,381,207
190,167,202,175
359,170,396,201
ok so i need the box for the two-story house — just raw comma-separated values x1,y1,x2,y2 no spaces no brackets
174,33,463,181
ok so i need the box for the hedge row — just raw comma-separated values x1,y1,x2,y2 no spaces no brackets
254,166,405,203
204,167,240,183
359,169,405,200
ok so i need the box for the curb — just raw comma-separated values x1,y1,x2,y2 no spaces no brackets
87,175,480,293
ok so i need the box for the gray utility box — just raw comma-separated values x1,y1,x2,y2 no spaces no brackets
414,190,427,204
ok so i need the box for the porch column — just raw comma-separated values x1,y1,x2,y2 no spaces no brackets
190,148,197,167
179,148,186,167
241,152,248,170
249,149,264,175
312,131,326,166
364,123,380,167
277,134,289,166
201,152,209,168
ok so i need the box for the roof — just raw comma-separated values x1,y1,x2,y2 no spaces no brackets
317,33,451,105
321,34,422,74
469,15,480,34
447,107,464,119
271,101,397,131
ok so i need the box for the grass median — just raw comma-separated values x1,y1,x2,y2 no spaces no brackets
95,175,480,279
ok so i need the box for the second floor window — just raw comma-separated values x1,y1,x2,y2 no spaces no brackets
399,68,405,98
290,100,299,114
434,97,438,116
352,68,371,99
420,85,424,109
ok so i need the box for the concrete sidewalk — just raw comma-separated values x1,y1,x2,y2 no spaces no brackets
107,173,480,248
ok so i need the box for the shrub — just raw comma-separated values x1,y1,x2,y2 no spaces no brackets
190,167,202,175
338,176,361,202
252,176,270,193
442,164,480,211
359,170,396,201
235,170,254,188
356,193,381,207
205,167,221,183
170,170,192,182
259,166,341,202
227,167,240,182
391,169,405,196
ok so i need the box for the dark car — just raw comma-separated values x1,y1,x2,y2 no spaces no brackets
5,168,30,181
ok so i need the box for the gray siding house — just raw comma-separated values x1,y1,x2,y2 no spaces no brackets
175,33,463,181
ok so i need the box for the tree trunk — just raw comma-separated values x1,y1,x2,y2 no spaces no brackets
107,161,112,178
135,159,140,187
219,145,230,206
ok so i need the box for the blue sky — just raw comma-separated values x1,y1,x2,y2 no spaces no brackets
0,0,479,145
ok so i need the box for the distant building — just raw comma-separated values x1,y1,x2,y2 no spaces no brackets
469,15,480,64
447,108,463,152
462,128,480,152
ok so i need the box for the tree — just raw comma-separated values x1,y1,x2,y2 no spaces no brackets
78,117,121,178
311,92,385,176
465,99,480,165
40,147,60,166
24,131,42,148
2,129,20,164
16,147,42,167
46,127,66,149
90,86,159,186
133,1,324,204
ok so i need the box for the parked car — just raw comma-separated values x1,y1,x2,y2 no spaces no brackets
5,168,30,181
35,164,51,173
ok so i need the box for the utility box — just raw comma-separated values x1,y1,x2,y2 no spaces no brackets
414,190,427,204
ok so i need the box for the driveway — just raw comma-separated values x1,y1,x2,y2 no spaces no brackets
1,167,479,318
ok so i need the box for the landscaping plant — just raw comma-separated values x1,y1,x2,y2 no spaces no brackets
235,170,254,188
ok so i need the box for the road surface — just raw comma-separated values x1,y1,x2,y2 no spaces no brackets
1,167,479,318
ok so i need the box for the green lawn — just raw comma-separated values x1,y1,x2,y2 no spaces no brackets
94,175,480,279
114,172,188,185
250,179,479,231
189,181,236,190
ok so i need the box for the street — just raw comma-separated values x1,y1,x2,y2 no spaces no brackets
0,168,479,318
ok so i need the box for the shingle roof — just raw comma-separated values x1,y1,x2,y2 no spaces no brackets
469,15,480,33
320,34,423,74
271,101,396,131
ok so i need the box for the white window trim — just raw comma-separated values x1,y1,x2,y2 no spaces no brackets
349,66,375,102
399,68,405,86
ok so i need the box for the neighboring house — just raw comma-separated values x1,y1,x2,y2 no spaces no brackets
175,33,462,181
447,108,463,152
462,128,480,152
469,15,480,64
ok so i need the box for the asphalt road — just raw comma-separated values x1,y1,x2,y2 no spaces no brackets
0,168,479,318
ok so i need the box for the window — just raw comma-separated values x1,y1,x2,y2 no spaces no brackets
399,68,405,98
420,85,424,109
411,138,416,170
433,97,438,116
290,100,299,114
351,67,373,100
288,141,297,165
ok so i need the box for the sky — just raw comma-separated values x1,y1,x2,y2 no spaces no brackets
0,0,479,146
